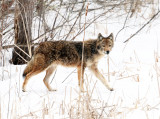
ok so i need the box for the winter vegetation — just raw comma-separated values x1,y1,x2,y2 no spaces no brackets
0,0,160,118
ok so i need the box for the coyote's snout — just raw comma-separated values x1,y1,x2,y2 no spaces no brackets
23,33,114,92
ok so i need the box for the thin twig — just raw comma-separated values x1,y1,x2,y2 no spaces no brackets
51,7,60,33
17,0,33,57
71,2,121,41
80,3,89,90
124,10,160,43
107,55,110,82
14,44,31,58
115,0,133,41
117,74,139,81
14,50,28,63
155,51,160,97
2,43,39,49
50,68,57,84
62,69,76,83
64,3,85,41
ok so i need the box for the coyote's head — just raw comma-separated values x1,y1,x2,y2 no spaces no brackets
96,33,114,55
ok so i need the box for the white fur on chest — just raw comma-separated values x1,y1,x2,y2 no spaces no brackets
86,54,104,67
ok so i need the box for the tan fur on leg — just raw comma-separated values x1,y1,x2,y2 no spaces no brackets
77,65,85,92
22,69,44,92
89,64,113,91
43,66,57,91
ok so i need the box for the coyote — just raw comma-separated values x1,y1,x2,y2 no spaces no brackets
22,33,114,92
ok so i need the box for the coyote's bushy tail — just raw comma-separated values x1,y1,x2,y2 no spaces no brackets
23,58,34,77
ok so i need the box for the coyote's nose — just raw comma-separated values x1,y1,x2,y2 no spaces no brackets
106,51,110,54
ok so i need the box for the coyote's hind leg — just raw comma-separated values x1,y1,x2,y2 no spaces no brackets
22,69,44,92
22,53,46,92
43,65,57,91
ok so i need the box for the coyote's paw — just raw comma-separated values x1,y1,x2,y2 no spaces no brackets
80,86,85,93
49,88,57,92
109,88,114,91
22,89,26,92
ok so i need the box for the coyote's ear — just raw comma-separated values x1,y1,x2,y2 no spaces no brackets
98,33,103,40
108,33,113,40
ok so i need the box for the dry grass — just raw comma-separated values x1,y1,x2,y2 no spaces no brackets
0,44,160,119
0,54,159,119
1,1,160,118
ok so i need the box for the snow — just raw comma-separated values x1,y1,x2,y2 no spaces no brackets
1,4,160,119
1,36,160,118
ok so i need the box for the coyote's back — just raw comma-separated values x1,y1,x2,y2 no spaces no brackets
22,33,114,92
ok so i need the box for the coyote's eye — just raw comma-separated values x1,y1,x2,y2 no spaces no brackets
109,44,112,47
102,45,105,47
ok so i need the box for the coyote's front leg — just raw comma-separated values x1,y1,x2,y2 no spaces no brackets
89,64,113,91
77,65,85,92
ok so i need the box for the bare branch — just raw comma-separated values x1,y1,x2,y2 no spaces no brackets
124,10,160,43
71,2,121,41
2,43,39,49
0,0,15,19
64,2,85,41
115,0,133,41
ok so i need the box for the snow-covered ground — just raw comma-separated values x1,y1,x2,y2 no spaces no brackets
1,5,160,119
1,33,160,118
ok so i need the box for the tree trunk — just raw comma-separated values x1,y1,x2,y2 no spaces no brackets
0,31,2,66
11,0,34,65
0,0,4,67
